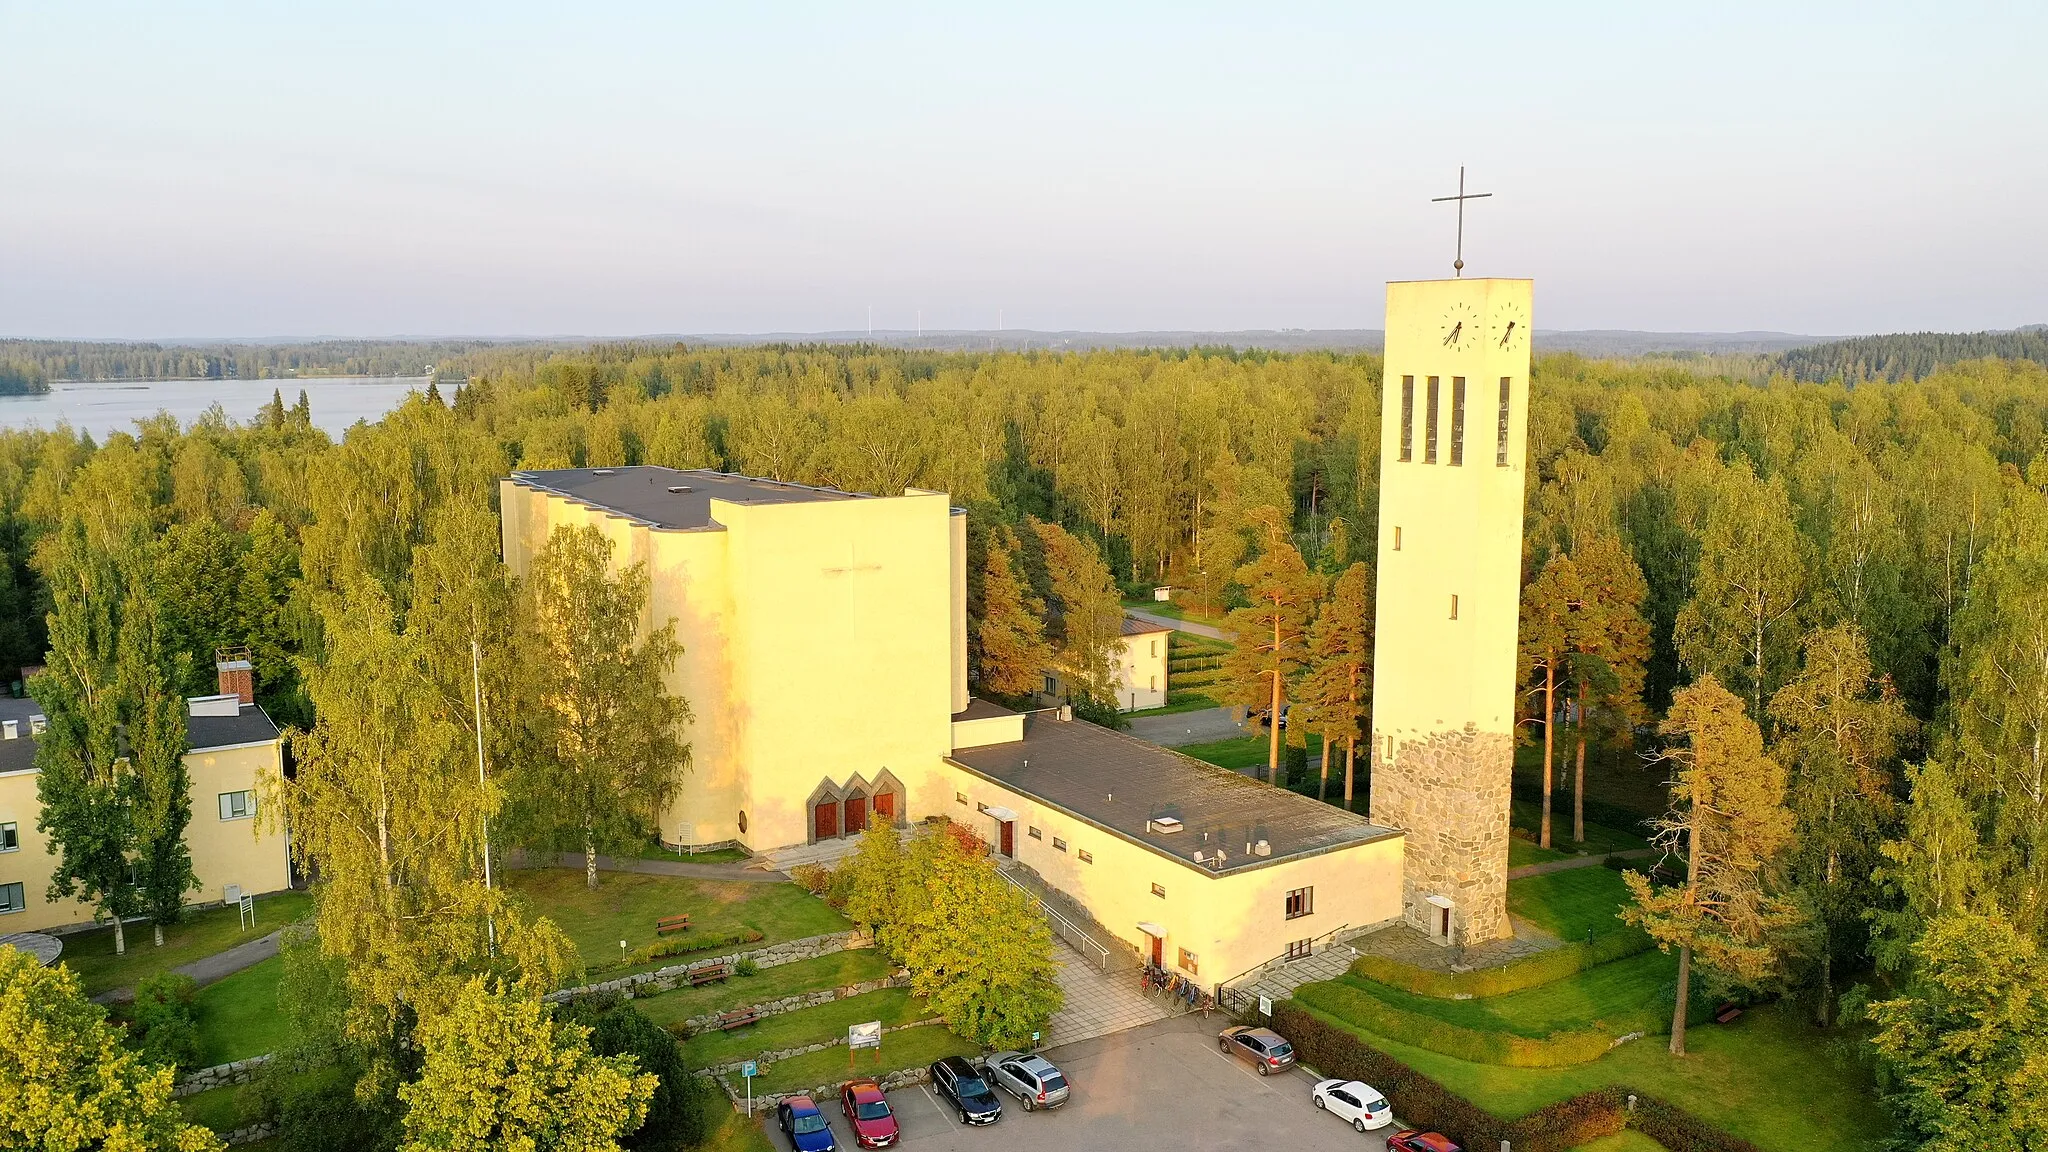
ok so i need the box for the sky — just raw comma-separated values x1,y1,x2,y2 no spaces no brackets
3,2,2043,340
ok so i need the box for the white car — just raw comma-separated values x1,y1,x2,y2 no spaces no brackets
1311,1078,1394,1132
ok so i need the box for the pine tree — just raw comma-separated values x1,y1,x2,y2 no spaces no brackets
1222,508,1321,787
1518,553,1586,848
1296,562,1372,806
1623,674,1801,1055
973,524,1050,699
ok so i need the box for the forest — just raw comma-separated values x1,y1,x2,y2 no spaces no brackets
0,339,2044,1149
1775,325,2048,382
0,338,520,384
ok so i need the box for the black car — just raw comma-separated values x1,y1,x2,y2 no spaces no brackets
929,1055,1003,1125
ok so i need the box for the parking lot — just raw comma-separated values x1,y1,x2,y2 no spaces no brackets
752,1013,1412,1151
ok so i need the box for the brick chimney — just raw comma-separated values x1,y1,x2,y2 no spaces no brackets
215,646,254,706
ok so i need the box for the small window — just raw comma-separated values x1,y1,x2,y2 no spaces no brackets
0,822,15,851
1077,848,1093,863
1450,594,1460,620
218,791,253,820
1285,886,1314,920
1393,526,1402,551
1043,674,1057,696
0,882,21,914
1178,948,1199,975
1150,640,1158,658
1028,826,1043,840
1285,938,1313,961
1497,377,1512,467
976,801,989,814
1148,676,1156,691
1398,376,1414,462
1449,377,1466,466
1424,376,1440,463
1151,882,1166,899
956,792,968,806
1052,836,1067,852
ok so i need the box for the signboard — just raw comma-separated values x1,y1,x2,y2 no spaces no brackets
848,1021,883,1050
741,1061,757,1079
1258,995,1273,1018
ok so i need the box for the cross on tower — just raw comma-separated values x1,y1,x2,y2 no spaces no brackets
1431,166,1493,277
823,542,885,634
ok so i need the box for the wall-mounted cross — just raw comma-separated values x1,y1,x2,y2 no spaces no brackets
823,544,885,633
1431,166,1493,278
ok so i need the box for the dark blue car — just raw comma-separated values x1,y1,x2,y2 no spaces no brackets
776,1095,837,1152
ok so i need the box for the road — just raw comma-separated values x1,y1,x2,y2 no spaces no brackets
1123,607,1232,642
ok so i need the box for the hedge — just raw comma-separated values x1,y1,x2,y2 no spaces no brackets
1292,981,1623,1068
1348,926,1652,999
1270,1000,1766,1152
598,929,765,972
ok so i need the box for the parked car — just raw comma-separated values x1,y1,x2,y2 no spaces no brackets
1255,704,1291,728
1217,1025,1296,1075
838,1079,898,1148
1387,1130,1463,1152
986,1051,1071,1111
929,1055,1003,1124
775,1095,838,1152
1311,1078,1393,1132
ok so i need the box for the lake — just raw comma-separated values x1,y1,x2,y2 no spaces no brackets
0,376,428,439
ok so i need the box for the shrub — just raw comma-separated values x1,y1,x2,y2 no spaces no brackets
129,971,201,1073
603,929,765,972
582,1001,709,1151
733,956,759,978
1626,1090,1769,1152
1349,927,1652,999
1291,981,1621,1067
789,863,833,895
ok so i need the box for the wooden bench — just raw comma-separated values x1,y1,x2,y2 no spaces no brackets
655,914,692,935
687,962,730,986
716,1007,760,1031
1714,1002,1743,1025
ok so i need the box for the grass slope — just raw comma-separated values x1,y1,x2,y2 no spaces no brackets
749,1024,974,1096
1508,867,1639,943
634,950,895,1030
680,987,930,1068
505,869,849,977
59,890,312,997
180,1084,243,1133
1179,732,1323,773
1333,949,1678,1039
193,954,292,1067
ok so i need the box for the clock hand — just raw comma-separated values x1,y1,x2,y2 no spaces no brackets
1498,320,1516,347
1441,321,1462,347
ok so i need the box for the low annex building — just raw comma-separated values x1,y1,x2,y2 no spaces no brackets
501,465,1405,982
1038,615,1172,713
0,658,291,934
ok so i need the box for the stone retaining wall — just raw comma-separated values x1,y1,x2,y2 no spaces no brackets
175,1053,275,1098
703,1015,946,1078
676,974,910,1036
223,1121,279,1146
545,929,873,1004
711,1058,938,1116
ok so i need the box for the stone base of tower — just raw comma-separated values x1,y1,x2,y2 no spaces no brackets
1370,724,1513,946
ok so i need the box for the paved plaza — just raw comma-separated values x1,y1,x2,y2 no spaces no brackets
1044,943,1176,1046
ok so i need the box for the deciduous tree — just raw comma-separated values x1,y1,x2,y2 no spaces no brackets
897,829,1064,1050
972,524,1050,699
1028,518,1124,710
1566,535,1651,843
1675,465,1810,721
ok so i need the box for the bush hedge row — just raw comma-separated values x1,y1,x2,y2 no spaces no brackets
599,928,766,972
1292,980,1624,1068
1271,1001,1765,1152
1348,926,1652,999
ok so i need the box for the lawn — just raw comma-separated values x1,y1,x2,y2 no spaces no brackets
1127,693,1222,717
680,988,930,1068
60,890,313,998
193,954,293,1067
1124,599,1232,630
1179,732,1323,775
634,841,752,864
504,868,849,976
1510,799,1651,857
749,1023,974,1095
1332,949,1678,1038
708,1107,777,1152
1510,836,1575,869
1508,867,1640,943
1573,1134,1667,1152
180,1084,243,1133
634,949,896,1031
1314,1000,1889,1152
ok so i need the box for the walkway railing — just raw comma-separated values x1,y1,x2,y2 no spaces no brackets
996,866,1113,972
1212,920,1355,1018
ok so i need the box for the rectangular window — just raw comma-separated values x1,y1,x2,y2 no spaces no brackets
1148,676,1156,691
1450,377,1466,466
1285,938,1313,961
1178,948,1199,975
1424,377,1440,463
0,822,15,852
1150,640,1158,658
1077,848,1093,863
976,801,989,814
1398,376,1414,462
1151,882,1167,899
218,791,253,820
1393,526,1402,551
1028,826,1042,840
1053,837,1067,852
1497,377,1512,466
1450,594,1460,620
1285,886,1314,920
1043,674,1057,695
956,792,968,806
0,882,22,914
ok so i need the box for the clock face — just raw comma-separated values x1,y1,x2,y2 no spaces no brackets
1489,301,1529,354
1439,302,1479,353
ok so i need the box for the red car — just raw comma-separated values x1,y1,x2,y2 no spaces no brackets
1388,1131,1462,1152
840,1079,898,1149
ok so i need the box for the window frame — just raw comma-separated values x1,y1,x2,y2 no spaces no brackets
1052,836,1067,852
1424,376,1440,463
1285,937,1313,961
1151,882,1167,899
218,790,254,821
0,881,22,914
1449,376,1466,466
1028,826,1042,840
1177,947,1199,975
0,821,16,852
1077,848,1093,863
1398,376,1415,462
1497,376,1512,466
1284,886,1314,920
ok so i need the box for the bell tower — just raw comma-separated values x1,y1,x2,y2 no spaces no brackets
1369,276,1532,945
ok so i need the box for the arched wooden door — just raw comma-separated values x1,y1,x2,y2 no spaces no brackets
844,792,869,836
813,799,840,842
872,789,895,825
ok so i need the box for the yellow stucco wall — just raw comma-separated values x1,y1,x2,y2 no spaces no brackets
927,759,1403,982
0,740,289,935
1369,277,1533,944
1113,628,1171,712
499,475,961,851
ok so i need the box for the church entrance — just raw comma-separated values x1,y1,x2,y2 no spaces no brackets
999,820,1014,857
872,790,895,825
844,792,869,836
813,800,839,842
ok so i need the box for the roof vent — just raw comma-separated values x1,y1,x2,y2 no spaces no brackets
1192,850,1205,862
667,485,693,494
1253,839,1272,857
592,468,616,475
1148,816,1184,834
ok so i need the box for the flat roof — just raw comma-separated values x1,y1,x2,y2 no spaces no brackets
949,714,1398,876
951,698,1017,723
508,466,868,530
0,695,280,776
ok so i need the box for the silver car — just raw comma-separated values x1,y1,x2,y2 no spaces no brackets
985,1051,1071,1111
